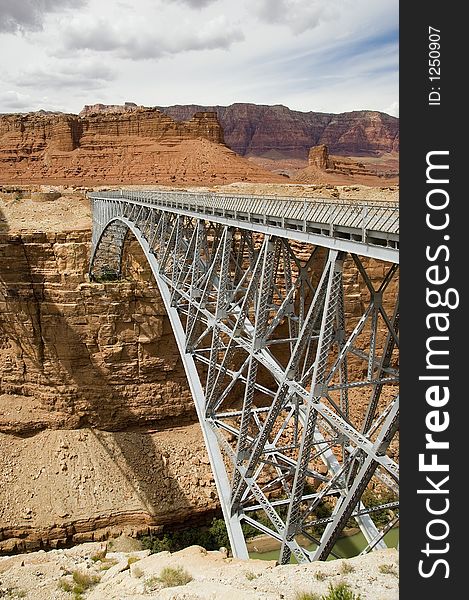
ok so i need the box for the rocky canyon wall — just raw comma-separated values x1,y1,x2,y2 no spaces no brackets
156,103,400,158
0,193,397,553
0,109,282,185
0,201,221,553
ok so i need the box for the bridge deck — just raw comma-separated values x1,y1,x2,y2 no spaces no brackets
89,190,399,263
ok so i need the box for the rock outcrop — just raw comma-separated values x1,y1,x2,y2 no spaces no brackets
0,193,218,552
308,144,334,170
293,144,399,184
0,109,282,185
0,543,399,600
156,103,399,158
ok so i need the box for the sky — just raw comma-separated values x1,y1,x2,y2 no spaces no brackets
0,0,398,116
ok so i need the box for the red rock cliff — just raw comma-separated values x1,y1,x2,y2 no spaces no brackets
157,103,399,158
0,108,285,185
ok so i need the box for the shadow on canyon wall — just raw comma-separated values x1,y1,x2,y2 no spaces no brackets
0,210,213,545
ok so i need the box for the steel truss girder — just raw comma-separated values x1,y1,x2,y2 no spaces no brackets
89,197,399,563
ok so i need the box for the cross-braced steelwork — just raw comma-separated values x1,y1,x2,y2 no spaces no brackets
89,190,399,563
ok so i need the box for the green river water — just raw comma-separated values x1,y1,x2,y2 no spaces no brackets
250,528,399,562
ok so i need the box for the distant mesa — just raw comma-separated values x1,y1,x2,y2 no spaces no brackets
0,102,399,186
77,102,399,159
79,102,141,116
156,103,399,158
0,106,284,185
293,143,399,184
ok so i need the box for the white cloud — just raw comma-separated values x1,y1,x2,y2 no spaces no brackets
0,0,87,33
0,0,398,116
163,0,218,7
60,14,244,59
252,0,339,34
0,90,33,111
13,60,116,91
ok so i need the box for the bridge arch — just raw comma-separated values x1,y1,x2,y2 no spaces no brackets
90,215,249,557
89,192,399,563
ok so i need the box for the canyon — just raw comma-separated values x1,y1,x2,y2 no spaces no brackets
0,103,399,188
0,185,398,554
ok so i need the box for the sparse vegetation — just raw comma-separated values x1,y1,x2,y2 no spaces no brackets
245,570,259,581
132,565,144,579
144,566,193,592
127,556,141,565
68,570,100,599
340,561,355,574
361,489,398,528
90,549,107,562
295,592,321,600
379,563,398,577
323,582,362,600
156,566,193,588
0,590,27,599
315,571,327,581
143,575,160,593
98,558,118,571
58,578,73,592
295,582,362,600
140,517,231,554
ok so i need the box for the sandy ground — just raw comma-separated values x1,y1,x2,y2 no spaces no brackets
210,182,398,203
0,183,398,236
0,541,399,600
0,194,91,233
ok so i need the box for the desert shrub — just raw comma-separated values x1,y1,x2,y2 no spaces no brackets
323,582,362,600
157,566,193,588
132,565,144,579
65,570,101,598
295,583,362,600
361,489,398,528
98,558,118,571
340,561,355,574
58,579,73,592
295,593,321,600
90,549,106,562
208,517,230,549
379,563,398,577
144,566,192,591
140,517,232,554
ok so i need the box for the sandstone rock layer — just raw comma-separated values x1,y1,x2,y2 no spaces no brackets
157,103,399,158
0,109,283,185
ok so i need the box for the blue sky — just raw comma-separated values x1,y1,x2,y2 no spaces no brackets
0,0,398,116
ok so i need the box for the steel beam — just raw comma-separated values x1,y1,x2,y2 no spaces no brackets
89,193,399,563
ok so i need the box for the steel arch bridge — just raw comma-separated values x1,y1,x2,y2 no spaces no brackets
89,189,399,564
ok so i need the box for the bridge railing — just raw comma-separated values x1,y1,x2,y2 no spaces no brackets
89,189,399,252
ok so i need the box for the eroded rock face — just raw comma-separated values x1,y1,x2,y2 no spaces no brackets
308,144,333,170
0,231,195,433
0,109,287,185
0,221,216,553
157,103,400,158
